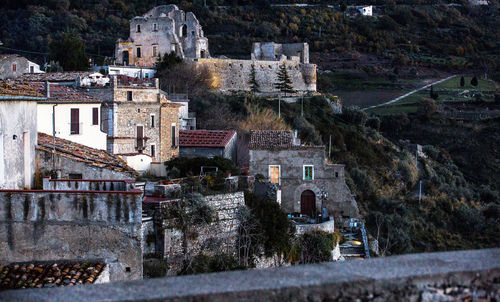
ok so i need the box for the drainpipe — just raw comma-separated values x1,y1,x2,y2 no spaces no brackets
52,103,58,178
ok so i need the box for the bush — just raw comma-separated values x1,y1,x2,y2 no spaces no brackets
340,106,368,127
292,116,323,145
180,253,242,275
479,185,499,204
366,117,381,131
348,168,375,199
296,231,335,264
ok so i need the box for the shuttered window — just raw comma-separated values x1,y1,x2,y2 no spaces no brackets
70,108,80,134
92,108,99,125
269,165,280,185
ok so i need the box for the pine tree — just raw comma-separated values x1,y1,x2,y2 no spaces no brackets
274,63,294,95
460,76,465,87
471,76,479,87
248,64,260,93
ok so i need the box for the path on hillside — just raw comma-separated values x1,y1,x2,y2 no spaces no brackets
362,75,457,111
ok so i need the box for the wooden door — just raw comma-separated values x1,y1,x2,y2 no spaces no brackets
301,190,316,217
137,126,144,150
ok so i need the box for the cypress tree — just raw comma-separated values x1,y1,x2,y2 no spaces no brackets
274,63,294,95
471,76,478,87
430,85,439,100
460,76,465,87
248,64,260,93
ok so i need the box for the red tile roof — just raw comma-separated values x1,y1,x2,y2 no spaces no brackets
19,72,91,82
180,130,236,147
249,130,294,150
37,133,137,175
0,260,105,290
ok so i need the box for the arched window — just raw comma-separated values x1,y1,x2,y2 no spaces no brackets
181,24,187,37
136,24,141,33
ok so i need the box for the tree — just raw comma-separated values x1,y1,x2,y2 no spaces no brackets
274,63,294,95
248,64,260,93
49,33,88,71
471,76,479,87
155,52,183,73
460,76,465,87
417,97,439,121
430,85,439,100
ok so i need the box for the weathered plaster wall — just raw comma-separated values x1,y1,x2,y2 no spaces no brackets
37,103,107,150
0,190,143,281
41,178,135,191
195,58,316,93
0,56,29,80
0,100,37,189
249,147,358,217
36,149,135,180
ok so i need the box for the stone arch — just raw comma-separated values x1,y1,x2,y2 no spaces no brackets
181,24,187,37
293,183,322,213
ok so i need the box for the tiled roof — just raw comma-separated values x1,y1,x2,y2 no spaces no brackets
0,54,20,60
0,80,100,102
19,72,91,82
0,260,105,290
180,130,236,147
249,130,294,150
37,133,137,175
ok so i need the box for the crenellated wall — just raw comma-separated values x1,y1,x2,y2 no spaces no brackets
0,190,143,281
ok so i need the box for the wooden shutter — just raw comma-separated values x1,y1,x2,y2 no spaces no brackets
92,108,99,125
137,126,144,150
71,108,79,134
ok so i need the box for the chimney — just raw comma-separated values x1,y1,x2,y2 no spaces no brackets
45,81,50,98
154,78,159,89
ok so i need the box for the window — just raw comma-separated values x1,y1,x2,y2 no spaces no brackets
68,173,83,180
137,125,144,150
70,108,80,134
136,47,141,58
150,114,155,128
152,45,157,57
269,165,280,185
181,24,187,37
30,66,34,73
92,108,99,125
303,165,314,180
12,63,16,72
153,23,158,31
127,91,133,101
171,123,176,147
136,24,141,32
150,144,156,158
335,172,339,178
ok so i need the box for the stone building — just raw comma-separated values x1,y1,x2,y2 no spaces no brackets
36,133,137,180
0,54,43,80
0,97,38,189
0,177,143,282
100,75,181,174
251,42,310,63
179,130,237,163
248,130,359,218
115,5,209,67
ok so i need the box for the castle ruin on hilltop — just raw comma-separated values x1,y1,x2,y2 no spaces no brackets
115,5,316,94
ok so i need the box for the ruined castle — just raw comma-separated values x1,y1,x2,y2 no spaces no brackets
115,5,316,94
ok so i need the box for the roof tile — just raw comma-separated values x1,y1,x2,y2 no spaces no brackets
179,130,236,147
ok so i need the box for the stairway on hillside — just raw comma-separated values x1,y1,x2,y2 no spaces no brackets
340,228,367,260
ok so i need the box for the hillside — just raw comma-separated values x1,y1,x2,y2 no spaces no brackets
1,0,499,76
189,94,500,255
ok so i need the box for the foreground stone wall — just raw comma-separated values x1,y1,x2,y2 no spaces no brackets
5,249,499,301
0,190,143,281
195,58,316,93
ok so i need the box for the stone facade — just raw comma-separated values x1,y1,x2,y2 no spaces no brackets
0,99,38,189
100,77,181,165
0,188,143,281
195,57,316,93
0,55,43,80
115,5,209,67
249,146,359,218
251,42,310,64
154,192,245,275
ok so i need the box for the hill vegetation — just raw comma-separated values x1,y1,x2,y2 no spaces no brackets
1,0,499,76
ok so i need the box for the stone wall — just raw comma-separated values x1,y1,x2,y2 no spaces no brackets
6,248,500,301
41,178,135,191
0,100,38,189
0,56,30,80
159,192,245,275
195,58,316,93
36,149,135,180
249,147,359,217
251,42,310,64
0,190,143,281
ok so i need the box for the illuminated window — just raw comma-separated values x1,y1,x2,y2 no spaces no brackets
303,165,314,180
269,165,280,185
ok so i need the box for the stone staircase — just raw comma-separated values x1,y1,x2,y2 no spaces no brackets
340,221,370,260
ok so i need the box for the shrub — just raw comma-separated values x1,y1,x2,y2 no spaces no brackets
340,106,368,127
180,253,242,275
296,231,335,264
292,116,323,145
479,185,499,204
366,117,381,131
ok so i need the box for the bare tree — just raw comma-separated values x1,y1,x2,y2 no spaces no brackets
235,206,262,267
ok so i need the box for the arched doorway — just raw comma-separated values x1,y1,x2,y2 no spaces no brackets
122,51,129,66
301,190,316,217
181,24,187,37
